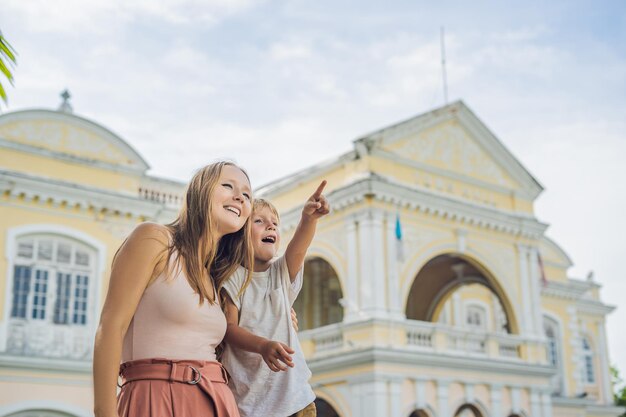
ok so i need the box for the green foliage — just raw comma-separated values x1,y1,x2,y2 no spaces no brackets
612,366,626,416
0,31,17,105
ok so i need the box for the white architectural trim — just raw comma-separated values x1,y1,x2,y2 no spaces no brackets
542,311,569,395
0,108,149,172
1,224,106,355
277,174,548,239
449,397,491,417
313,387,348,417
400,243,520,335
0,400,92,417
0,170,171,219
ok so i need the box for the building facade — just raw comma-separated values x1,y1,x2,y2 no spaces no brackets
0,100,622,417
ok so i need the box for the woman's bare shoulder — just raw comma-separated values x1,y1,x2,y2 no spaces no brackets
129,222,170,245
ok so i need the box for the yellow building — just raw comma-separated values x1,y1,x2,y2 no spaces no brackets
0,98,622,417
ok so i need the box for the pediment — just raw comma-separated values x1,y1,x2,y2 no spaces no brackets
0,109,149,173
381,119,518,188
360,101,543,198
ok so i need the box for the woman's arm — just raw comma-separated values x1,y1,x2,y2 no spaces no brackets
222,292,294,372
93,223,168,417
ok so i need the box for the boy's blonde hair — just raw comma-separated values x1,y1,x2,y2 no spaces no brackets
253,198,280,222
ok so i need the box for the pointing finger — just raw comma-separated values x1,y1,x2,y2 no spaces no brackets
311,180,327,199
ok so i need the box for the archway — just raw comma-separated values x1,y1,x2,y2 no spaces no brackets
454,404,483,417
6,411,77,417
314,398,340,417
408,410,430,417
405,254,516,334
293,257,344,330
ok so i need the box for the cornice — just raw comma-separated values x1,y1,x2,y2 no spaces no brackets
306,345,555,378
279,174,547,239
0,353,91,373
0,170,177,220
575,299,616,316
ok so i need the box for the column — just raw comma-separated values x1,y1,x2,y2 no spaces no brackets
597,319,613,403
529,247,545,336
362,380,388,417
541,391,553,417
344,217,360,322
511,386,522,414
453,292,462,327
389,379,403,417
516,244,533,335
490,384,503,417
415,378,427,409
385,211,404,319
530,388,541,417
358,209,387,317
567,306,583,394
437,380,450,417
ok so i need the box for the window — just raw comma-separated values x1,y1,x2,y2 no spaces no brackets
10,235,95,327
465,305,487,330
582,337,595,384
544,316,564,395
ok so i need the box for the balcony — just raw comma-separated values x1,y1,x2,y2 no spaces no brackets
299,318,546,364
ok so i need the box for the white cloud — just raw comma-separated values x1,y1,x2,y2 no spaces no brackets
3,0,262,33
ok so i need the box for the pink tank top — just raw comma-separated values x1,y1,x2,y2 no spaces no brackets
122,259,226,362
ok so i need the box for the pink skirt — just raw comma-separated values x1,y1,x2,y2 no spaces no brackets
117,358,240,417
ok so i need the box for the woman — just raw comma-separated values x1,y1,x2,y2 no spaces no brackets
93,162,253,417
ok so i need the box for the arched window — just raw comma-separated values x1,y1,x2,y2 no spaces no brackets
465,305,487,330
293,258,343,331
5,233,99,359
408,410,429,417
543,316,564,394
582,337,595,384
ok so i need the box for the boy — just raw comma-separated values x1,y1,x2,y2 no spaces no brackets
221,181,330,417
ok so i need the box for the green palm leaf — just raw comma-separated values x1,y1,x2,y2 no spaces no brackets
0,32,17,105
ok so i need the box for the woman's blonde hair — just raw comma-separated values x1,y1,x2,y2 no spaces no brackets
166,161,254,304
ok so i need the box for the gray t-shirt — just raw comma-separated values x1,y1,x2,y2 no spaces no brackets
221,256,315,417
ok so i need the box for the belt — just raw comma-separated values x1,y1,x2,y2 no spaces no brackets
119,358,234,417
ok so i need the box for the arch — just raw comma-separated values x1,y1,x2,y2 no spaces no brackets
404,252,518,334
306,245,347,296
449,398,491,417
0,401,91,417
453,403,484,417
0,109,149,173
293,256,344,330
403,403,437,417
1,224,106,354
314,398,341,417
401,246,519,334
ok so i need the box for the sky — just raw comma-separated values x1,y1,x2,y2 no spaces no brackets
1,0,626,387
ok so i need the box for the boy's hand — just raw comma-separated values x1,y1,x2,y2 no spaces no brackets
303,180,330,220
260,340,295,372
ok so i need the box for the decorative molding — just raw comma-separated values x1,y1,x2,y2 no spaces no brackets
306,345,555,378
278,174,548,239
0,400,92,417
0,108,149,172
0,169,178,220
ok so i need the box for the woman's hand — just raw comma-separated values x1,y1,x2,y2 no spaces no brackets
260,340,295,372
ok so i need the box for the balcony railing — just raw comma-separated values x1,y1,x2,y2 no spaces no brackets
300,319,534,363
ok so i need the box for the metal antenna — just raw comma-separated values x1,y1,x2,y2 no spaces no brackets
440,26,449,105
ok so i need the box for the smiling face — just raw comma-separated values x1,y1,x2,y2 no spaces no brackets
211,164,252,238
251,205,281,265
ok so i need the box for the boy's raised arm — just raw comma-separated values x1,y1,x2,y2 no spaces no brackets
285,180,330,282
